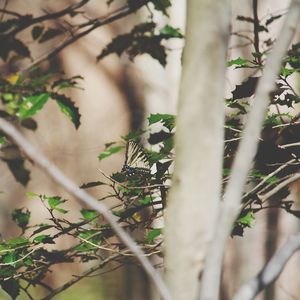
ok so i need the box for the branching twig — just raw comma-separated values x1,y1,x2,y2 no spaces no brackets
21,3,145,72
259,173,300,202
233,233,300,300
41,253,121,300
0,118,172,300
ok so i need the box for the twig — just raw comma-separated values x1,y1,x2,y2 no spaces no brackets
0,245,43,266
259,173,300,202
199,2,300,299
9,0,90,36
41,253,121,300
233,233,300,300
21,3,144,72
252,0,261,63
242,159,296,208
279,142,300,149
0,118,172,300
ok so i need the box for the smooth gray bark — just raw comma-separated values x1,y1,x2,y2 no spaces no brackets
165,1,230,299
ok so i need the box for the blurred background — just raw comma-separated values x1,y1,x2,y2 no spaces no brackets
0,0,299,299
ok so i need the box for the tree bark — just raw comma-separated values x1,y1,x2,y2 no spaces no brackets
164,1,231,299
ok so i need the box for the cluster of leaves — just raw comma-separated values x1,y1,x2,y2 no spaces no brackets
224,14,300,235
0,68,82,185
98,22,183,66
0,114,174,299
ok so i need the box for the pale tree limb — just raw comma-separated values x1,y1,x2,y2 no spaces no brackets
199,1,300,299
233,233,300,300
259,173,300,202
0,118,172,300
164,0,231,299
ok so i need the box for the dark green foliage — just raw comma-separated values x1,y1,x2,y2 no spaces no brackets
97,22,183,66
38,27,64,43
231,77,259,100
0,35,30,61
11,208,30,232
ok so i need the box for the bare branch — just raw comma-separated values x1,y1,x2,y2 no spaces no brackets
199,1,300,299
233,233,300,300
42,253,121,300
0,118,172,300
259,173,300,202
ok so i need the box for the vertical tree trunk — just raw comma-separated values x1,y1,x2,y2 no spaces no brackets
164,1,231,299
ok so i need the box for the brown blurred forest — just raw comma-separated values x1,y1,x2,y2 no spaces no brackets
0,0,300,300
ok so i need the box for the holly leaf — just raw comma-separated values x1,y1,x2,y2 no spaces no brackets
0,279,20,300
11,208,30,232
231,77,259,100
51,93,81,129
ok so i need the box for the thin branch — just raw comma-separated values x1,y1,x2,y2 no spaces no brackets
41,253,121,300
0,118,172,300
252,0,261,63
9,0,90,36
242,159,296,208
233,233,300,300
21,4,141,73
259,173,300,202
199,1,300,299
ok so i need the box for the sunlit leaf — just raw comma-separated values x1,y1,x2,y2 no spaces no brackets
18,93,50,120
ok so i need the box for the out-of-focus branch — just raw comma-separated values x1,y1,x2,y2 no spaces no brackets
0,118,172,300
42,253,121,300
259,173,300,202
199,1,300,299
9,0,90,35
233,233,300,300
21,4,143,72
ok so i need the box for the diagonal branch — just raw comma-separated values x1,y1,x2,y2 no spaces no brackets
21,4,143,72
199,1,300,299
9,0,90,36
0,118,172,300
233,233,300,300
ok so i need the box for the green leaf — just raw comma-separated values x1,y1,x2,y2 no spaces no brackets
147,228,162,242
227,57,249,67
148,113,175,131
0,279,20,300
52,93,81,129
159,25,183,38
34,234,55,244
3,252,17,264
7,237,29,247
18,93,50,120
47,196,65,209
138,196,152,206
0,136,6,145
47,196,68,214
11,208,30,231
98,145,124,160
280,67,295,77
238,210,255,227
26,191,39,199
80,209,98,220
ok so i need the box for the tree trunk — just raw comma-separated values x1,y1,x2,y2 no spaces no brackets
164,0,231,299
